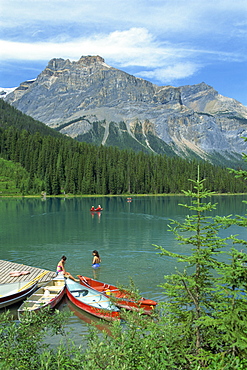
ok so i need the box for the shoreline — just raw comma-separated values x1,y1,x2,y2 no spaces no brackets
1,192,247,199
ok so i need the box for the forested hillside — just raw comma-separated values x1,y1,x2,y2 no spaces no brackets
0,158,31,195
0,99,246,196
0,99,63,138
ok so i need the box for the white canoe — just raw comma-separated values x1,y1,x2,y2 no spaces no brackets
65,278,120,321
18,276,65,319
0,281,37,309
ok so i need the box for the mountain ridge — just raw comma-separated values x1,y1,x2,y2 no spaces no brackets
4,55,247,164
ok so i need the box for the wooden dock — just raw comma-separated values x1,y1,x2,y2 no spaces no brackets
0,260,56,285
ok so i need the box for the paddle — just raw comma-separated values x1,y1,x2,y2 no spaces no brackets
17,270,49,292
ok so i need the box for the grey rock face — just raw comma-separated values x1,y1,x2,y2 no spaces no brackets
5,55,247,161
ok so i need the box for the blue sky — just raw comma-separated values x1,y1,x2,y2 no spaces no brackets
1,0,247,106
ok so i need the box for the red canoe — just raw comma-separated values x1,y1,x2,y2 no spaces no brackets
78,275,158,314
65,278,120,321
90,207,103,212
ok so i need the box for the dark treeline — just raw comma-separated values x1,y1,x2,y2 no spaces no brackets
0,99,247,195
1,126,247,195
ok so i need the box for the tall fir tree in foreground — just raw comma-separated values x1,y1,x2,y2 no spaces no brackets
155,167,247,368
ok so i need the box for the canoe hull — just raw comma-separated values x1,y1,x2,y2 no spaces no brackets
18,277,65,319
65,278,120,321
90,208,103,212
66,298,113,335
0,282,37,309
78,275,157,314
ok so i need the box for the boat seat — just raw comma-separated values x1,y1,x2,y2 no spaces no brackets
40,294,56,299
49,289,62,294
26,300,43,303
96,286,105,292
49,285,63,291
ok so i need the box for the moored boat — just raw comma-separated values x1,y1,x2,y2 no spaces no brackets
65,278,120,321
17,276,65,319
78,275,158,314
0,281,37,309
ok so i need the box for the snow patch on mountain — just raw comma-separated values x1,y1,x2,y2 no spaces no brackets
0,87,17,98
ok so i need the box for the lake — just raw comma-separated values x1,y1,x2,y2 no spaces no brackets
1,195,247,337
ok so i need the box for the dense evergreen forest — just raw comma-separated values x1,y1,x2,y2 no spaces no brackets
0,99,247,196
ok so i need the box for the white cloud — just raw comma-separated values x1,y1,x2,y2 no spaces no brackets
0,25,244,86
1,0,247,95
1,0,247,37
1,26,242,61
0,28,172,63
137,63,200,84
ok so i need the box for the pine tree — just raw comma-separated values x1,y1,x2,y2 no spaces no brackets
155,166,247,367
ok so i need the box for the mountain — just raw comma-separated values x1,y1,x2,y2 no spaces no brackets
5,55,247,164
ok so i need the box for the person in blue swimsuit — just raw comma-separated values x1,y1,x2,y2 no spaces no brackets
92,250,101,268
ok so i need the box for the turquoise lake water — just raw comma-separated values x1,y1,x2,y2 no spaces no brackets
1,195,247,337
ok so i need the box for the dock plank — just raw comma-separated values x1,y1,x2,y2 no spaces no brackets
0,260,56,285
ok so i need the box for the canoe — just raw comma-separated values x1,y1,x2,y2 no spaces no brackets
78,275,158,314
17,276,65,319
90,207,103,212
65,278,120,321
0,281,37,309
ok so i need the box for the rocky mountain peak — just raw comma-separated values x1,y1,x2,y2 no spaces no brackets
43,55,112,73
78,55,107,66
4,55,247,165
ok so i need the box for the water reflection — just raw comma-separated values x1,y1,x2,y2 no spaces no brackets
65,297,114,336
1,195,247,341
90,211,102,221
